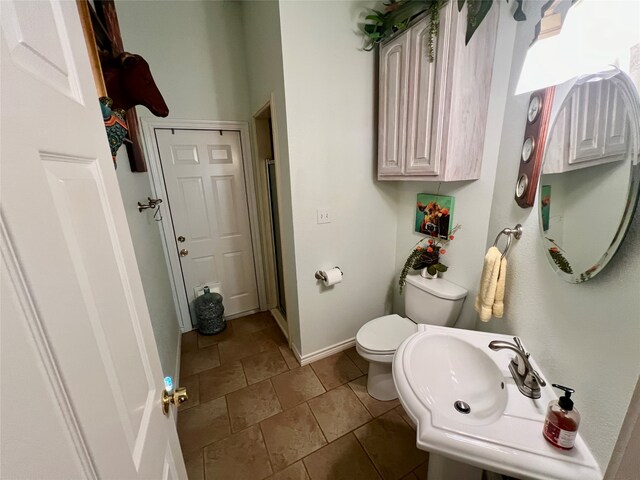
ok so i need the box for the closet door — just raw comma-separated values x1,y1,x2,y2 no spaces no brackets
378,33,409,176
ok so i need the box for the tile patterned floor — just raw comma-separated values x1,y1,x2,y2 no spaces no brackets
177,311,429,480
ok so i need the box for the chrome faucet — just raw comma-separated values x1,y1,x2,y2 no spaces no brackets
489,337,546,399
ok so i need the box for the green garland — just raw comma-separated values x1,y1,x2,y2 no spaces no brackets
549,248,573,274
426,0,442,61
399,248,424,293
362,0,527,61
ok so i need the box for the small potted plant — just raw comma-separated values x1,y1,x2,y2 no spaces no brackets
399,224,461,292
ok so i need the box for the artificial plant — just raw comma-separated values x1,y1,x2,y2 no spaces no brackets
362,0,526,60
399,224,461,292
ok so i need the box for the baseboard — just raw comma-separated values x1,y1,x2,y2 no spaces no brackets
292,342,303,364
226,308,260,321
296,337,356,366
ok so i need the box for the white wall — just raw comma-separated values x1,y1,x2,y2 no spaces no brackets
278,0,399,356
117,0,250,121
112,4,640,468
240,1,301,349
388,1,640,468
115,150,181,381
479,4,640,469
392,1,520,330
114,0,253,376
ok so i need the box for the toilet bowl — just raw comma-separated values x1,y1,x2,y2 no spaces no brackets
355,275,468,401
355,314,417,400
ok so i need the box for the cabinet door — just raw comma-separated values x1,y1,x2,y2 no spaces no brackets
603,81,629,157
405,17,440,175
569,80,605,163
378,33,409,175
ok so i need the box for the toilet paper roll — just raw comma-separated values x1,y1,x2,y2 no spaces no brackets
322,267,343,287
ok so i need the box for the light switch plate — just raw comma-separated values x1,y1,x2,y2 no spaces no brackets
317,208,331,224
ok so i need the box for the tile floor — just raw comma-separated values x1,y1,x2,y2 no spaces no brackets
177,311,429,480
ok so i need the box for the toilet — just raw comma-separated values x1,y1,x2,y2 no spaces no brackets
355,274,468,401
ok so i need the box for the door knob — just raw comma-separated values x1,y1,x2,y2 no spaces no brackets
177,236,185,243
179,249,189,257
162,387,188,415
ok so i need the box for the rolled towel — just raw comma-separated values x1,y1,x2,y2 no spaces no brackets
475,247,502,322
492,257,507,318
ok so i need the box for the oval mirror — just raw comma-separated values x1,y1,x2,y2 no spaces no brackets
538,70,640,282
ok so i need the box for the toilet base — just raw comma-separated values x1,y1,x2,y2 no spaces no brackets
367,361,398,401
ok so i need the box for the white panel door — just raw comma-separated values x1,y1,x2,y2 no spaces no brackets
156,129,259,318
0,1,186,478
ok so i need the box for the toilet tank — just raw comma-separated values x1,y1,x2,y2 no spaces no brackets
404,275,468,326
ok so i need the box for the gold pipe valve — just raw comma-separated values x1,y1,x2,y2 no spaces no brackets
162,387,188,415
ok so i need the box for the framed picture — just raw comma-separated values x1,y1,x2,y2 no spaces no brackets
415,194,455,238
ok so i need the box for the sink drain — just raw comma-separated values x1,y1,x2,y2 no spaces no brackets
454,400,471,414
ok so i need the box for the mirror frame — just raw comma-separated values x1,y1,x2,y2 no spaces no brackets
537,71,640,283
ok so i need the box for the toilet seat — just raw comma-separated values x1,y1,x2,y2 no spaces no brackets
355,314,417,401
356,314,417,356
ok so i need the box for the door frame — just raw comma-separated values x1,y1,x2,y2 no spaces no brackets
250,96,289,337
251,102,278,310
139,118,266,332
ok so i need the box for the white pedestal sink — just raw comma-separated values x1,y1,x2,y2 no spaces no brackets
392,325,602,480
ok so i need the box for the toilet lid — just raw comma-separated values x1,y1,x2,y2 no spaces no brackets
356,314,417,353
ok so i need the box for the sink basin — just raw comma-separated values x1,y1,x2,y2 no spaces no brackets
393,325,602,480
407,334,507,426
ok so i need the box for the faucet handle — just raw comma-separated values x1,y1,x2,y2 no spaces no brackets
512,337,529,375
524,368,547,387
488,340,518,351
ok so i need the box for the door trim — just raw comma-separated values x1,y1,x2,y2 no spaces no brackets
251,96,289,340
251,101,278,311
139,118,267,332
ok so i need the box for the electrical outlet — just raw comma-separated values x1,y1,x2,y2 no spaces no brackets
317,208,331,224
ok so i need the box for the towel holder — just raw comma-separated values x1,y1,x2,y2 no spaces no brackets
492,224,523,259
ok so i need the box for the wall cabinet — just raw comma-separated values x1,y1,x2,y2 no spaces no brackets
377,1,498,181
543,78,629,174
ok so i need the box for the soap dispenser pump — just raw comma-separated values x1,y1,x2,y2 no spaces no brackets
543,384,580,450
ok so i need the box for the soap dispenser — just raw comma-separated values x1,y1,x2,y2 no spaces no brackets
543,384,580,450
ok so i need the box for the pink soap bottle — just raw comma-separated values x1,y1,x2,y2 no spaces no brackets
543,384,580,450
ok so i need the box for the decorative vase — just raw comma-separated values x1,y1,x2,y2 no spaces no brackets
195,286,226,335
420,267,437,279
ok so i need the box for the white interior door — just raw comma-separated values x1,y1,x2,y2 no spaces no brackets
155,129,260,319
0,1,186,478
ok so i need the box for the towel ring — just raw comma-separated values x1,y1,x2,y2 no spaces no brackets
492,224,523,259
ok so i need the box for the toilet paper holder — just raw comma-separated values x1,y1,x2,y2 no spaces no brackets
314,267,343,282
